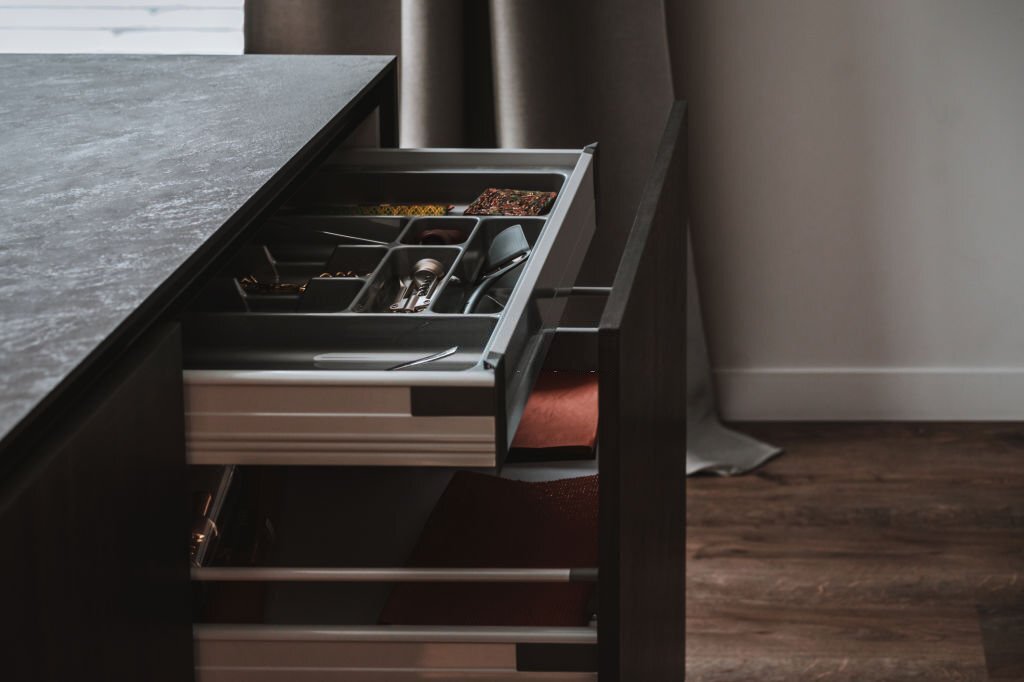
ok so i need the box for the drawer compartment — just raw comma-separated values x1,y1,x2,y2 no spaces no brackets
183,148,597,468
191,467,598,680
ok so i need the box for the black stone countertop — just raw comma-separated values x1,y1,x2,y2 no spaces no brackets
0,54,394,448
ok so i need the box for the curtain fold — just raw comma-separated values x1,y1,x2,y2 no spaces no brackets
244,0,780,475
399,0,466,147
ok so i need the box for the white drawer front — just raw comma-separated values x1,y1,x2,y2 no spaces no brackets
185,371,496,466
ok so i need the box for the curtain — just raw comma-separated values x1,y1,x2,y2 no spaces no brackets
244,0,779,475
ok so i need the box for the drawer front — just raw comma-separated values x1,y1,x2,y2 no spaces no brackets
195,625,597,681
183,148,596,468
185,370,497,467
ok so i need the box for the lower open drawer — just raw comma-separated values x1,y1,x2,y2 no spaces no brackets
182,148,597,469
189,465,599,680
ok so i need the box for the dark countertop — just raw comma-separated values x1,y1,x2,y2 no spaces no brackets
0,54,394,449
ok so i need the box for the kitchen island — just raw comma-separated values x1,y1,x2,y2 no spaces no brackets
0,54,397,681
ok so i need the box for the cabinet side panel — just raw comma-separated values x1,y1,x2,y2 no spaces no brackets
0,324,193,681
599,103,687,681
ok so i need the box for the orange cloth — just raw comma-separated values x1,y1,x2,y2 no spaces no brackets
510,371,599,460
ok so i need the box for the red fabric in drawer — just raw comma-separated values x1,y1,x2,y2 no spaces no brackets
509,371,599,460
378,472,598,627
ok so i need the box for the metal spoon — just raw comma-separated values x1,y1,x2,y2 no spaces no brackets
316,230,390,246
387,346,459,371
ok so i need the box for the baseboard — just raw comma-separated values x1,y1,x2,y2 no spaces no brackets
714,367,1024,421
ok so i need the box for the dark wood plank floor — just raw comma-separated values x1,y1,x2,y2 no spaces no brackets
687,423,1024,681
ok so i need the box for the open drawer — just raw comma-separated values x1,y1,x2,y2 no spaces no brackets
187,100,688,682
182,148,597,468
190,465,599,680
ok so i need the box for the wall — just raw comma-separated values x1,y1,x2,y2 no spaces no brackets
680,0,1024,420
0,0,243,54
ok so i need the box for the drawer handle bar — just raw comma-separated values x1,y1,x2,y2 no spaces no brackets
195,624,598,644
569,286,611,296
191,566,597,583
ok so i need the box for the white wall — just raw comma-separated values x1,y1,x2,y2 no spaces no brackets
681,0,1024,420
0,0,243,54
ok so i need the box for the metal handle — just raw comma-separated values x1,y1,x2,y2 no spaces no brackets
192,566,597,583
190,465,236,567
569,286,611,296
195,624,597,644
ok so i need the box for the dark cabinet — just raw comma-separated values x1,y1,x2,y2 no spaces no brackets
0,325,193,682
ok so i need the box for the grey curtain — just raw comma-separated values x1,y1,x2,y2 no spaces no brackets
245,0,779,475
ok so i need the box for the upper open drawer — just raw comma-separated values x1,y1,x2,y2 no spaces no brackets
182,148,597,468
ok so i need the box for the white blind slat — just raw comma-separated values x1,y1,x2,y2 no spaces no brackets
0,2,243,53
0,1,240,8
0,8,241,30
0,27,243,53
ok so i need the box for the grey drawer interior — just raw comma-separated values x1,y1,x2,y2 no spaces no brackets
182,148,597,468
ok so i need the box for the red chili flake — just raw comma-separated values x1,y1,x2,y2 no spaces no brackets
465,188,557,216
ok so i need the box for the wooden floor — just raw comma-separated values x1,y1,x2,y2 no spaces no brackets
686,423,1024,681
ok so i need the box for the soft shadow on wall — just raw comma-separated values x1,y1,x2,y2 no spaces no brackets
677,0,1024,421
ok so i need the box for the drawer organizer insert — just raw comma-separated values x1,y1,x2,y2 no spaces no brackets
182,149,597,468
191,466,598,680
